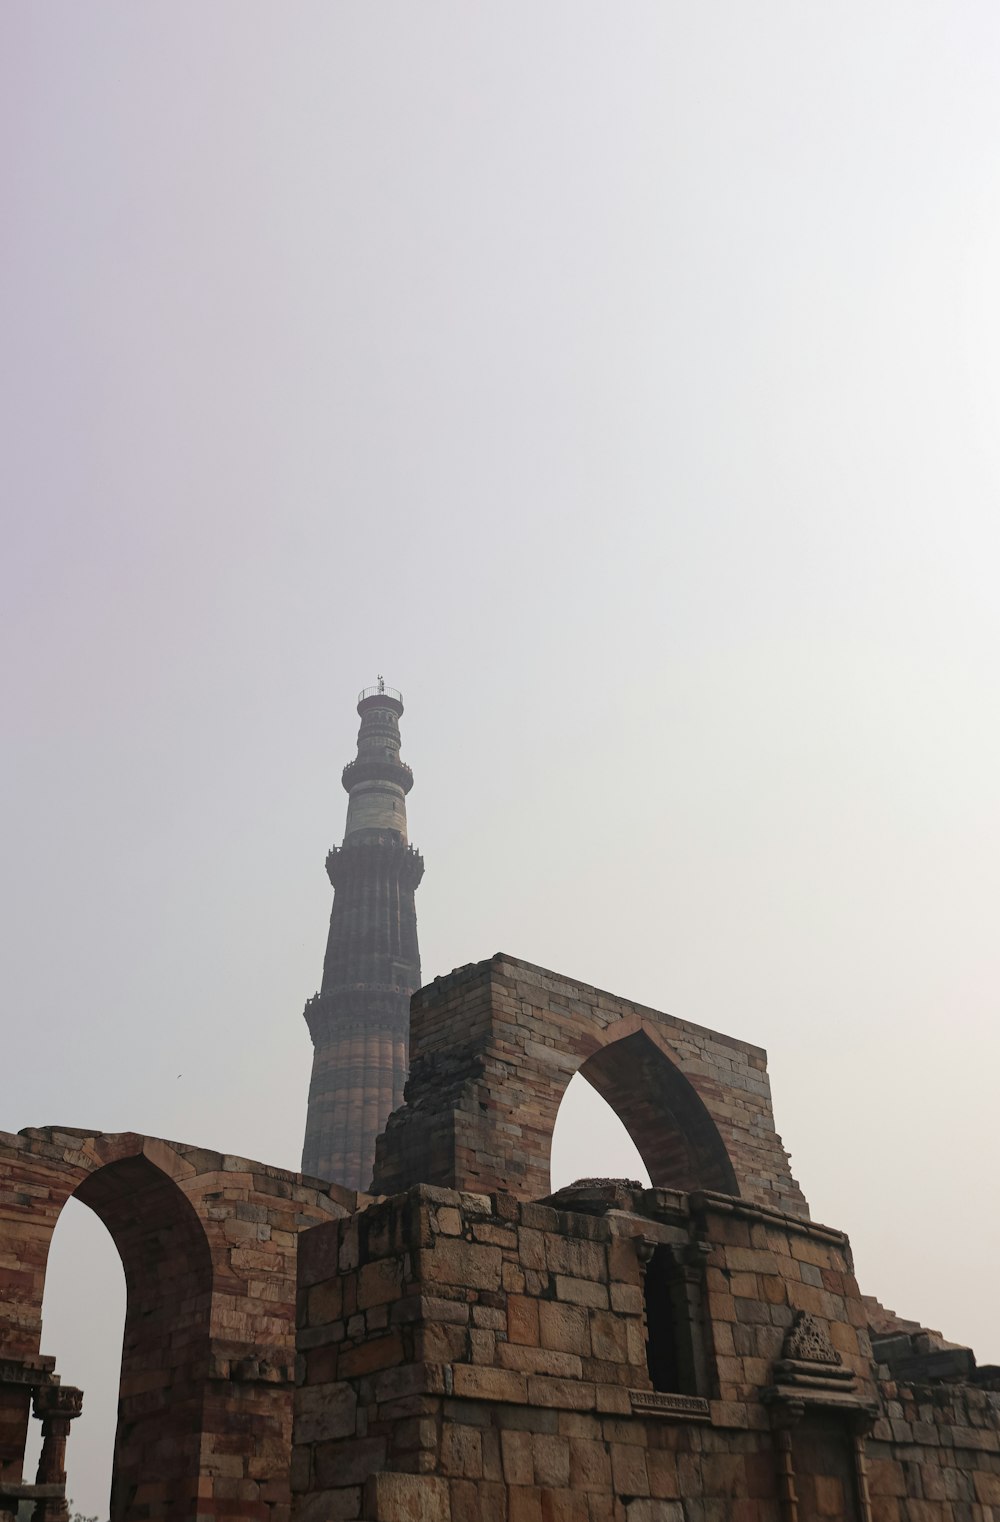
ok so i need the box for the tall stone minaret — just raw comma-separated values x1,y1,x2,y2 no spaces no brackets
301,680,424,1189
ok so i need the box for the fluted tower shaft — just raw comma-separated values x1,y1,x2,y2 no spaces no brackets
302,684,423,1189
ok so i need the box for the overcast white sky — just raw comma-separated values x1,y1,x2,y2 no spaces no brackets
4,4,1000,1510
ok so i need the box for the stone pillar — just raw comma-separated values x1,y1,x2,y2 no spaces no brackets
31,1384,82,1522
770,1404,804,1522
302,682,424,1190
850,1410,875,1522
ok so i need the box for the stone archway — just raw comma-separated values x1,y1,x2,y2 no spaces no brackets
374,953,807,1218
0,1127,357,1520
73,1154,214,1517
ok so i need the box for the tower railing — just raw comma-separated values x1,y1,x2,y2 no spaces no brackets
358,683,403,704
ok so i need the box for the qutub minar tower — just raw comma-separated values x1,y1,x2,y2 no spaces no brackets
301,679,424,1189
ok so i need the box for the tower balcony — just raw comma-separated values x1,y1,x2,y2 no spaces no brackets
357,685,404,718
341,757,414,794
326,839,425,890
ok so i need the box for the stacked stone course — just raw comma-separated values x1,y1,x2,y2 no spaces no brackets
296,955,1000,1522
292,1181,885,1521
374,956,806,1218
0,1128,357,1520
3,953,999,1519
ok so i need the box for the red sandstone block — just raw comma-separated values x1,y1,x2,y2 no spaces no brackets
452,1365,527,1403
594,1384,631,1416
358,1258,404,1310
473,1305,507,1331
502,1262,527,1295
295,1382,358,1444
788,1235,835,1269
609,1284,642,1316
373,1363,448,1404
440,1425,484,1479
481,1429,504,1483
498,1344,583,1380
366,1472,451,1522
527,1376,597,1412
588,1312,628,1364
539,1485,590,1522
622,1503,684,1522
544,1237,607,1281
568,1437,612,1493
509,1487,544,1522
518,1229,547,1270
469,1329,497,1363
339,1331,404,1378
473,1223,519,1249
447,1479,476,1522
644,1450,682,1500
553,1277,608,1310
706,1290,737,1325
531,1434,571,1487
297,1222,343,1290
419,1241,503,1292
607,1238,642,1282
828,1320,859,1357
508,1295,540,1346
502,1429,535,1484
417,1322,470,1364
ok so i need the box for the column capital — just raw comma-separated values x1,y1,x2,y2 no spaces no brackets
32,1384,83,1424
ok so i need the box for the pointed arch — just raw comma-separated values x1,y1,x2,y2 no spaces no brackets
571,1024,739,1196
73,1154,214,1519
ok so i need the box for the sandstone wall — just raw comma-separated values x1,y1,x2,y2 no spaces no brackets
0,1127,358,1521
294,1183,987,1522
373,956,806,1218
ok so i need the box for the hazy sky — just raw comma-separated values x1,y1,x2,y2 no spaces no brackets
4,4,1000,1510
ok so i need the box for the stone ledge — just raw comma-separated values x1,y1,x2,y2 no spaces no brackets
690,1191,852,1243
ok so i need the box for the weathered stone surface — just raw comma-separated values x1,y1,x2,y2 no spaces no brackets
373,956,807,1218
0,1126,356,1517
4,956,996,1522
366,1472,451,1522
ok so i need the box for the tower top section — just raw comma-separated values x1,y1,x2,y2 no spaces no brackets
342,679,414,839
357,677,403,717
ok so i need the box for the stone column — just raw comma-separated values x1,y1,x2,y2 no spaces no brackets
31,1385,83,1522
850,1409,875,1522
769,1401,804,1522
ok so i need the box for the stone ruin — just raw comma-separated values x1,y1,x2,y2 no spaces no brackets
2,953,998,1520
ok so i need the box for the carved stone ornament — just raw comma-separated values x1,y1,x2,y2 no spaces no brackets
629,1389,710,1420
783,1310,842,1366
32,1382,84,1421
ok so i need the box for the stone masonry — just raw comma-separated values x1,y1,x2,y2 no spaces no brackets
294,955,1000,1522
374,956,807,1217
0,1128,358,1521
3,953,999,1520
